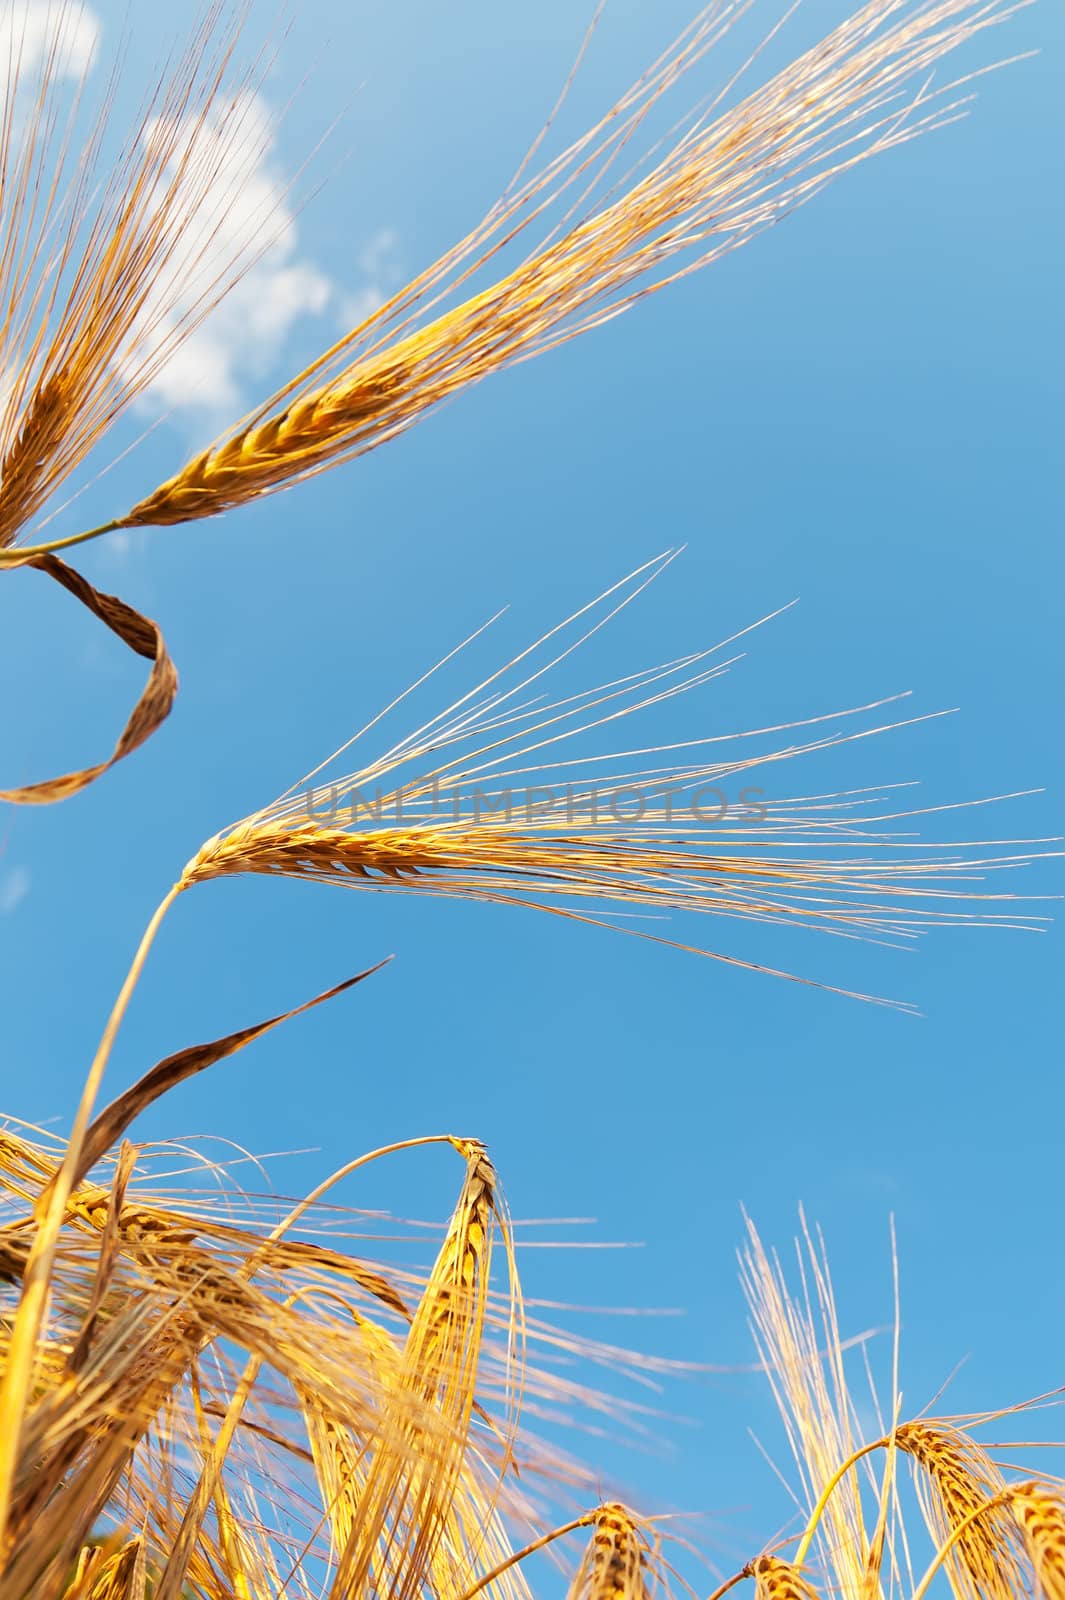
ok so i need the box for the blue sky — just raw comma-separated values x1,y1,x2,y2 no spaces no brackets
1,0,1062,1574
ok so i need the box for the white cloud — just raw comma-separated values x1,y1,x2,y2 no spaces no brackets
2,13,395,427
117,90,335,421
0,866,30,915
340,229,402,331
0,0,99,77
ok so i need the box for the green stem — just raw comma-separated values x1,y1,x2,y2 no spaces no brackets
0,519,125,567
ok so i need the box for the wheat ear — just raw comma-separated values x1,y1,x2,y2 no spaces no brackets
4,0,1020,560
566,1504,659,1600
896,1422,1028,1600
1011,1483,1065,1600
116,0,1020,531
176,560,1057,1012
749,1556,822,1600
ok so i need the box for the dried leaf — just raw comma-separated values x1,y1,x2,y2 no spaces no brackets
73,959,392,1185
0,557,177,805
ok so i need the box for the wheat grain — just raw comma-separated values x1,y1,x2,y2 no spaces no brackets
568,1504,655,1600
896,1421,1026,1600
749,1556,821,1600
114,0,1023,531
1011,1483,1065,1600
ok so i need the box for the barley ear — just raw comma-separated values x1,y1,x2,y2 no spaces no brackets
114,0,1024,534
567,1504,657,1600
329,1139,517,1600
749,1556,822,1600
1011,1483,1065,1600
896,1422,1026,1600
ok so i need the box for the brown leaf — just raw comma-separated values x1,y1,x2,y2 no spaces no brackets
72,958,392,1187
0,555,178,804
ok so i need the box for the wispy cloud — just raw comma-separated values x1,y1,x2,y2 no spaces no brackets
5,5,396,428
121,90,334,422
0,866,30,915
340,229,402,329
0,0,99,76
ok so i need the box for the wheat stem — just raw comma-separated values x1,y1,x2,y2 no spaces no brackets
794,1440,885,1566
704,1568,753,1600
0,520,122,568
452,1514,595,1600
0,882,179,1551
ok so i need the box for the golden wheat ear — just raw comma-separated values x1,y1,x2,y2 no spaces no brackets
897,1421,1031,1600
101,0,1024,533
174,558,1058,1012
566,1504,661,1600
749,1556,823,1600
1011,1483,1065,1600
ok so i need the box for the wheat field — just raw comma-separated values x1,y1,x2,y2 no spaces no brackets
0,1,1059,1597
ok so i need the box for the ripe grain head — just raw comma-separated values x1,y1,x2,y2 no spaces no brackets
567,1504,659,1600
117,0,1027,530
749,1556,821,1600
0,1124,622,1600
1011,1482,1065,1600
896,1421,1027,1600
177,558,1056,1010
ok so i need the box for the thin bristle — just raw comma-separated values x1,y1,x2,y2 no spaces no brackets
740,1218,871,1600
176,564,1055,1009
0,2,272,551
118,0,1023,529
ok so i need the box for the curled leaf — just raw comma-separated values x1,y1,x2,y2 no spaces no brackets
0,557,177,805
